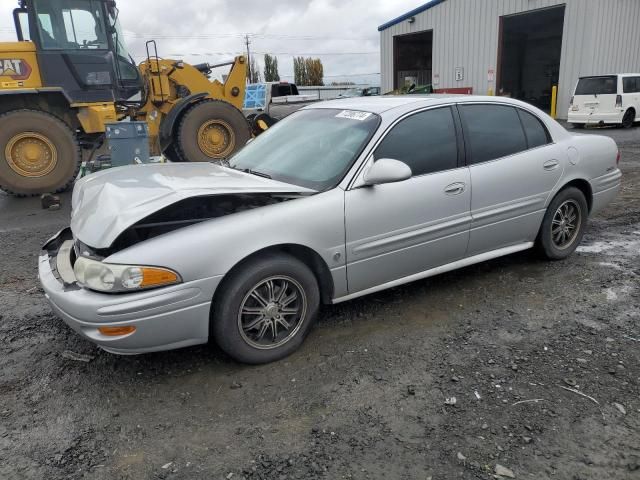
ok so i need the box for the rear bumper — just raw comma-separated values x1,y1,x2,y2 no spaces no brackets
38,228,222,354
590,169,622,215
567,111,624,125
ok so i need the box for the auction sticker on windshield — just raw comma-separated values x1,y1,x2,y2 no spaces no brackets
335,110,372,121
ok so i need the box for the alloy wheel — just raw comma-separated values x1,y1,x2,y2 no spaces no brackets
551,199,581,249
237,276,307,349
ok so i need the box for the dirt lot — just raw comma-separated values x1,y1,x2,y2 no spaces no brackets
0,125,638,480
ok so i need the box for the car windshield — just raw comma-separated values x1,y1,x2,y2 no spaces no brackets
341,88,363,97
575,76,617,95
228,108,380,191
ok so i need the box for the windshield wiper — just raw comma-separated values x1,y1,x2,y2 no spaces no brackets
243,168,272,179
216,160,271,179
214,158,232,167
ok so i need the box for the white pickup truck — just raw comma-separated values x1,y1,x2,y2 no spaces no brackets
243,82,318,120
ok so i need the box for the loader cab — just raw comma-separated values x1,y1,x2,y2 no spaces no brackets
14,0,142,104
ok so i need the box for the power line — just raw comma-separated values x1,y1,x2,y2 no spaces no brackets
132,51,378,58
0,27,374,41
120,31,372,41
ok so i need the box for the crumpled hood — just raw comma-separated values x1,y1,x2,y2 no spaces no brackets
71,162,314,249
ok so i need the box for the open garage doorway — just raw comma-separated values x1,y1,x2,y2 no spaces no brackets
498,6,565,112
393,31,433,90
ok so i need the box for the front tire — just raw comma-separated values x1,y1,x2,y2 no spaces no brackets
211,253,320,364
537,187,588,260
175,99,251,162
0,110,81,196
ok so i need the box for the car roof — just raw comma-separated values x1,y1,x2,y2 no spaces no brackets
303,95,458,114
578,73,640,78
304,94,541,114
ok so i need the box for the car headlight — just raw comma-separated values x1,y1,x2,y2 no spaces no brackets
73,256,181,293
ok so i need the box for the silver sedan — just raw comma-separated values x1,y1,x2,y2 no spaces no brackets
39,96,622,364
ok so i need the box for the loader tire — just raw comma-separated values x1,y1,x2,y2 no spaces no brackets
162,143,185,163
175,99,251,162
0,110,81,196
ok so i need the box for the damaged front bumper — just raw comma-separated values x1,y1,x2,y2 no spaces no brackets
38,228,222,354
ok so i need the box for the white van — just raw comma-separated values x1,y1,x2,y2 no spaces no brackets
568,74,640,128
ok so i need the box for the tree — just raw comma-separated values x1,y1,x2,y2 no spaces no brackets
293,56,306,85
263,54,280,82
248,56,261,83
293,57,324,86
305,58,324,86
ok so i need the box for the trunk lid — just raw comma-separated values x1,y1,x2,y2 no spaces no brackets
70,163,314,249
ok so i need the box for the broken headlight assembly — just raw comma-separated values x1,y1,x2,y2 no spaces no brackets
73,256,181,293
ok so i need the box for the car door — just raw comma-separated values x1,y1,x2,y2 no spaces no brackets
622,76,640,119
458,103,564,256
344,106,471,294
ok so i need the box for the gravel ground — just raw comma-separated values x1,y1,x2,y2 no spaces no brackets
0,125,638,480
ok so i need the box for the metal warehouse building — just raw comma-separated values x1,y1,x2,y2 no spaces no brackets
379,0,640,119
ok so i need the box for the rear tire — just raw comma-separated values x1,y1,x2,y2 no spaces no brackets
175,99,251,162
621,108,635,129
537,187,588,260
211,253,320,364
0,110,80,196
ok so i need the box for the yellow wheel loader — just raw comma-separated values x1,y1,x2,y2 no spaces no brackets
0,0,249,196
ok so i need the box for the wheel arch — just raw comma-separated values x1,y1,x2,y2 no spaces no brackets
0,90,79,130
158,93,208,152
212,244,335,309
623,106,636,123
558,178,593,212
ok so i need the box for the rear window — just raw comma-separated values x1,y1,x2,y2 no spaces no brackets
271,83,298,97
517,109,551,149
459,105,527,164
623,77,640,93
575,76,617,95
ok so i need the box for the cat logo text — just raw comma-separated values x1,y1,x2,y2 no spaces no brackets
0,59,32,80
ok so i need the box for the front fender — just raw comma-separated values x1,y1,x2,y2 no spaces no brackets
104,188,348,297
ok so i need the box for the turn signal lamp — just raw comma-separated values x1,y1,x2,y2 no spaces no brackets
98,326,136,336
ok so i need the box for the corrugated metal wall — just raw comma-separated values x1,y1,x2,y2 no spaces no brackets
380,0,640,119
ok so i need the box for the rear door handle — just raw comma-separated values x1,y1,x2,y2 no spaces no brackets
543,160,559,171
444,182,466,195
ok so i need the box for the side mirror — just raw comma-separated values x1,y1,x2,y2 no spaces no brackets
363,158,412,186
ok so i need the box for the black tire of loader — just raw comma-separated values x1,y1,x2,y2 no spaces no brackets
0,110,81,196
175,99,251,162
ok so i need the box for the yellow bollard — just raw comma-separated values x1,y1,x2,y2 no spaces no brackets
550,85,558,119
488,87,494,96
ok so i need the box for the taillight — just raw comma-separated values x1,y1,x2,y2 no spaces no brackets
616,150,620,165
570,95,574,106
616,95,622,108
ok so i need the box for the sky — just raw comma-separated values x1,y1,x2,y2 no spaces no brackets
0,0,423,85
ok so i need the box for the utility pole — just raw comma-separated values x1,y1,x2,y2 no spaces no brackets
245,34,251,82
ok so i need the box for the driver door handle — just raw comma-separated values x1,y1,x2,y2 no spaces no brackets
444,182,466,195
